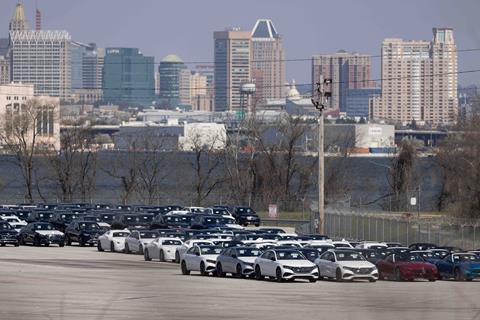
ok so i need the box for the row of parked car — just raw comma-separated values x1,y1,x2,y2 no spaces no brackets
0,203,261,247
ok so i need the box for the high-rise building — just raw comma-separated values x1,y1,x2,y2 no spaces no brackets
370,28,458,125
70,43,104,104
36,8,42,31
102,47,155,106
346,88,381,119
214,29,251,112
158,54,186,108
10,30,72,100
9,3,29,32
155,71,160,96
251,19,286,103
0,56,9,85
312,51,373,112
178,68,192,106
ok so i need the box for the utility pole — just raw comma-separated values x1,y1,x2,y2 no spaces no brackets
311,75,331,235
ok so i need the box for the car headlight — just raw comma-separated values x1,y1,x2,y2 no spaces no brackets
244,262,254,267
206,259,216,264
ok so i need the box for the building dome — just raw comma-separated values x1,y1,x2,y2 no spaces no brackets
287,80,300,100
161,54,183,63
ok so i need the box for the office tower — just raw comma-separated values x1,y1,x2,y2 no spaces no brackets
214,29,251,112
155,71,160,96
194,65,214,111
158,54,186,108
102,48,155,106
0,56,9,85
178,68,192,106
36,8,42,31
251,19,286,102
346,88,381,119
70,42,104,103
370,28,458,125
9,2,29,32
312,51,373,112
10,30,72,99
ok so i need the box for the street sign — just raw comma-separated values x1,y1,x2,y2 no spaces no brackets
410,197,417,206
268,204,278,219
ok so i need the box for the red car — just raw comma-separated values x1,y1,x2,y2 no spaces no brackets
377,252,438,281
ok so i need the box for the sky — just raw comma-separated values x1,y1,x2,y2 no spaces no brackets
1,0,479,86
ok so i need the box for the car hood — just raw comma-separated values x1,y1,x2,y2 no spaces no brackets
337,261,375,268
203,254,220,260
36,230,64,236
239,257,256,264
278,260,315,267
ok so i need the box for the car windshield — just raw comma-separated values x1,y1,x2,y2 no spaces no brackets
453,254,480,262
79,223,99,230
200,246,223,255
418,252,434,259
237,208,255,215
432,250,449,258
397,254,424,262
336,251,365,261
0,223,13,230
204,217,223,225
100,215,115,222
213,209,228,215
334,243,351,248
112,232,129,237
362,251,381,259
35,224,54,230
139,232,158,239
83,217,100,222
276,250,305,260
162,240,182,246
300,249,319,259
236,248,262,257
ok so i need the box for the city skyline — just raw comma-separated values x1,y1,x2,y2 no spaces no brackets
0,0,478,87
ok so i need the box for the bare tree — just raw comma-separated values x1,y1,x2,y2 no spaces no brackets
0,98,58,203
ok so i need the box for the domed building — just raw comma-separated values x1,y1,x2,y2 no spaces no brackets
158,54,187,108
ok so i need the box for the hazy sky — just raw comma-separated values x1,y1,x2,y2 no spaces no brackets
1,0,479,86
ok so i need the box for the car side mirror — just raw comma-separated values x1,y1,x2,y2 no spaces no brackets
270,257,276,261
330,258,335,262
195,252,200,256
232,254,237,259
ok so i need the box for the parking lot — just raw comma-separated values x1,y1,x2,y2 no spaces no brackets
0,246,479,320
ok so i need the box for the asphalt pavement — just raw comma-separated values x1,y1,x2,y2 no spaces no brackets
0,246,479,320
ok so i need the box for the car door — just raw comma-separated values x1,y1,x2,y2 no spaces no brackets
322,252,335,278
264,251,277,276
26,225,35,243
101,231,110,248
257,251,270,275
440,255,455,276
225,249,236,273
132,232,140,252
150,239,160,260
382,255,396,277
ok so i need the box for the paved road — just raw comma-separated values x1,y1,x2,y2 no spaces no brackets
1,246,480,320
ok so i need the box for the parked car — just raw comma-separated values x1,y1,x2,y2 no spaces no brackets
232,207,261,227
332,240,353,248
97,230,131,252
0,220,19,246
180,245,223,276
384,242,403,248
253,249,319,282
376,252,438,281
1,215,27,232
175,239,215,263
355,249,384,264
298,248,321,262
76,215,110,231
27,211,55,223
216,247,262,277
315,249,378,282
113,214,154,229
50,212,80,232
436,246,464,253
125,230,159,254
355,242,388,250
144,237,183,262
408,243,437,251
18,222,65,247
435,253,480,281
304,243,335,255
65,221,101,246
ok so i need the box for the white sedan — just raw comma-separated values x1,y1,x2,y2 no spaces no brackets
253,249,319,282
175,239,215,263
180,245,224,276
97,230,131,252
124,230,159,254
144,237,183,262
315,249,379,282
355,242,388,250
1,215,27,232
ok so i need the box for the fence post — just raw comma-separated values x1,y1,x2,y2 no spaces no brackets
406,221,409,246
474,226,477,250
382,218,385,242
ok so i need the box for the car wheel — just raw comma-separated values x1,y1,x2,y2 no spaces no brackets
124,243,130,254
216,263,225,277
395,268,403,281
110,242,115,252
144,249,152,261
97,241,104,252
66,236,71,246
317,267,324,280
45,243,50,247
235,264,243,278
369,278,377,283
0,243,5,247
336,268,343,282
79,239,85,247
276,267,284,282
34,238,40,247
254,223,260,227
428,278,436,282
59,242,65,248
159,250,165,262
255,265,263,280
200,262,207,276
19,236,25,246
181,261,190,275
138,245,143,255
309,278,317,283
14,242,19,247
175,251,180,264
454,268,464,281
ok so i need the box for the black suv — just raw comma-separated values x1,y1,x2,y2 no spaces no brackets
0,221,19,246
18,222,65,247
65,221,101,246
50,212,80,233
233,207,261,227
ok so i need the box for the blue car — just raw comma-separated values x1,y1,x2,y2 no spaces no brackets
435,253,480,281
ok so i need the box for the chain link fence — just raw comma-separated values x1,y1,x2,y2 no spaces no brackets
324,207,480,250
